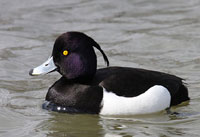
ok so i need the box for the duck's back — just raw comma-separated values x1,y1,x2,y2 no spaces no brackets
93,67,189,106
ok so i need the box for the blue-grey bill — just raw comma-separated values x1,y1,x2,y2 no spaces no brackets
29,57,57,76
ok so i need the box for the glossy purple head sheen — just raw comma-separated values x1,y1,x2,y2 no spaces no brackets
52,32,104,80
59,52,96,79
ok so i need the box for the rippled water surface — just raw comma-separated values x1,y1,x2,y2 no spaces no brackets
1,0,200,136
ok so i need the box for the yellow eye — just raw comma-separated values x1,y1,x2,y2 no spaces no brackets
63,50,68,56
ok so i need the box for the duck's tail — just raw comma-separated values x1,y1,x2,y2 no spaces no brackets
171,84,190,106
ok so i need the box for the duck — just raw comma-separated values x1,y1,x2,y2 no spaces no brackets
29,31,189,115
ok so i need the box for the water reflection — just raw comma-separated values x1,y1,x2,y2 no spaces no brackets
39,113,102,137
99,112,197,137
33,109,199,137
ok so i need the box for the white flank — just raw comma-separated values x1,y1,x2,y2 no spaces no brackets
100,85,171,115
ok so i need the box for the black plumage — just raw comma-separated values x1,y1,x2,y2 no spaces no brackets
30,31,190,114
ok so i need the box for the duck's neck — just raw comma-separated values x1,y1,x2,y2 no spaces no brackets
62,74,94,84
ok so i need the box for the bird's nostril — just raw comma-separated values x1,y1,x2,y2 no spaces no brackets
45,64,48,66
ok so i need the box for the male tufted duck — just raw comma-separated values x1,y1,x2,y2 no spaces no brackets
29,32,189,115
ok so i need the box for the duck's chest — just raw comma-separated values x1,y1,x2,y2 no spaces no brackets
46,80,103,113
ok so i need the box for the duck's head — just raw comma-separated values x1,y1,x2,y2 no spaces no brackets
29,32,109,80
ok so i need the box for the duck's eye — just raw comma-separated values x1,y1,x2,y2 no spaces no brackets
63,50,69,56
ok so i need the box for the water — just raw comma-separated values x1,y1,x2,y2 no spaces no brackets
1,0,200,136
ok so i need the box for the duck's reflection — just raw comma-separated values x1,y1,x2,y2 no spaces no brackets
39,109,192,137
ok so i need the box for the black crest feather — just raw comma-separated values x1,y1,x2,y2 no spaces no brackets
91,39,109,67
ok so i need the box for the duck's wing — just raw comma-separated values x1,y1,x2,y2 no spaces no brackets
96,67,189,105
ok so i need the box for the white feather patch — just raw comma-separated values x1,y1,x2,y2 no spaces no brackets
100,85,171,115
